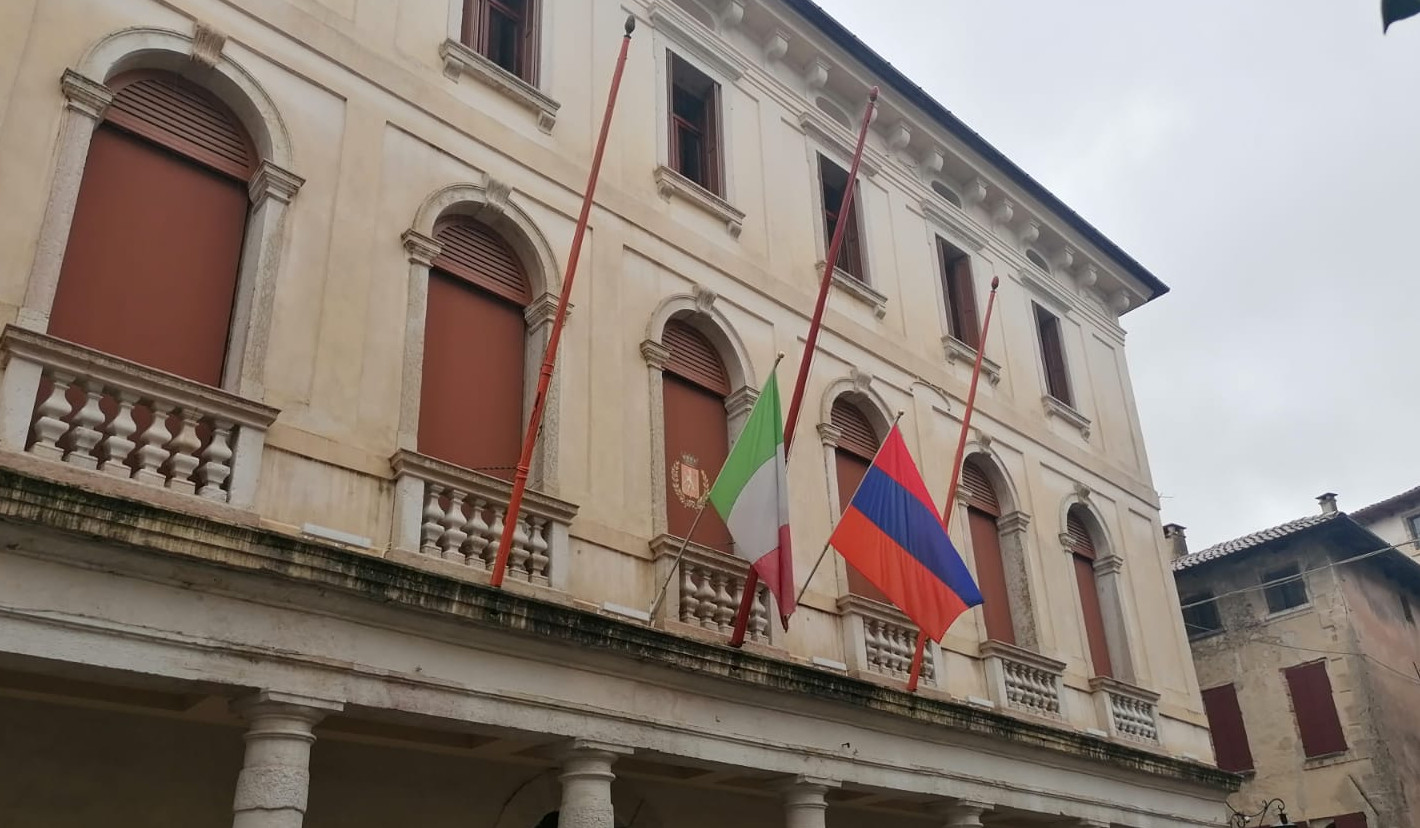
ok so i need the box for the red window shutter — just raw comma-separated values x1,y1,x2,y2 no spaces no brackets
961,460,1001,516
1330,814,1368,828
1074,553,1113,677
830,398,880,460
105,72,255,181
418,271,526,478
1067,510,1097,560
663,321,730,395
662,374,731,551
1284,660,1348,758
50,122,249,386
1200,684,1255,773
433,219,532,305
834,448,890,603
1035,304,1073,407
969,507,1014,644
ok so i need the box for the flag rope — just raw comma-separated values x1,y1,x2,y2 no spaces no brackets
728,86,879,647
490,16,636,587
794,410,904,608
905,276,1001,693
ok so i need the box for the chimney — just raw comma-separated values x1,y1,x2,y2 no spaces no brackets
1317,492,1339,515
1163,523,1189,558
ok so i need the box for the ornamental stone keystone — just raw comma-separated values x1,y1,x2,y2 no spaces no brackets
190,22,227,68
691,283,717,314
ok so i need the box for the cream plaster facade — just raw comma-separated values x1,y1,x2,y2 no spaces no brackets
0,0,1231,825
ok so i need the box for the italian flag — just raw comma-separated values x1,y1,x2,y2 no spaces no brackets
708,367,796,624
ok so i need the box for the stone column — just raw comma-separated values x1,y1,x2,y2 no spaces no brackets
641,340,672,538
558,740,632,828
230,691,343,828
782,776,839,828
935,800,990,828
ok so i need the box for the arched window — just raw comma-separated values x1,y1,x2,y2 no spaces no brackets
48,70,257,386
830,396,890,602
962,457,1015,644
930,180,962,208
661,319,732,551
418,216,532,478
1025,248,1051,273
1067,505,1113,677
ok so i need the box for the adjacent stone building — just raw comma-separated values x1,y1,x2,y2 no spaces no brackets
1172,493,1420,827
0,0,1232,825
1353,486,1420,564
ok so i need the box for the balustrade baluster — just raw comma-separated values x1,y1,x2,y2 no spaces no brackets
528,516,550,585
30,371,77,462
196,419,234,499
441,491,469,562
133,400,174,487
421,484,445,556
163,408,202,493
749,586,769,642
679,564,698,623
712,573,734,630
462,498,490,569
65,379,105,470
694,569,717,627
509,516,532,581
98,391,139,478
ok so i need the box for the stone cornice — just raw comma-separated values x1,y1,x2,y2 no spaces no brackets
942,336,1001,386
828,269,887,318
646,1,749,81
653,165,746,238
1042,395,1092,439
921,199,988,252
438,38,560,133
797,109,881,177
0,464,1236,792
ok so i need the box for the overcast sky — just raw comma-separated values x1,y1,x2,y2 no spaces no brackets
812,0,1420,549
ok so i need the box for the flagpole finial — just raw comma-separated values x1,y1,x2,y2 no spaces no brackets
868,86,880,101
624,14,636,35
990,276,1000,289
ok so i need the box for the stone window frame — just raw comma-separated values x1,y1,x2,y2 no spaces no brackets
399,179,564,492
802,135,886,318
641,287,758,539
23,26,302,402
439,0,560,132
1057,493,1141,685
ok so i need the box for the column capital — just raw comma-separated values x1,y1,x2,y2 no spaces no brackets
60,69,114,120
781,775,839,804
1093,554,1124,575
640,339,671,369
932,799,991,828
248,160,305,206
231,689,344,722
997,510,1031,533
817,422,843,448
402,229,442,266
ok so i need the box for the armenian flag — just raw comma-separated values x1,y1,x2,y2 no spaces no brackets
828,424,982,639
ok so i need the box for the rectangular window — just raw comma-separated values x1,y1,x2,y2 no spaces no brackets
1200,684,1255,773
1182,591,1223,638
462,0,537,83
818,155,865,282
1402,593,1415,625
667,54,722,196
1407,513,1420,540
1034,304,1072,406
938,238,979,348
1328,814,1368,828
1263,564,1309,613
1284,660,1348,758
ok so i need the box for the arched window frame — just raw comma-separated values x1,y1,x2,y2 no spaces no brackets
1058,494,1139,685
24,27,300,402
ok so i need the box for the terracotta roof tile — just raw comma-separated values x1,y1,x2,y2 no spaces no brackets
1171,512,1340,571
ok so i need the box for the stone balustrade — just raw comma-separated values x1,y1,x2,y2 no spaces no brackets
838,595,935,685
981,640,1066,719
650,536,771,644
1091,676,1160,743
391,450,577,587
0,326,277,507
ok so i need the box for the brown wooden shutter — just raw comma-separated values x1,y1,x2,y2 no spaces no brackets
1074,553,1113,677
1284,660,1348,758
1035,304,1073,407
106,72,255,181
1200,684,1255,773
969,506,1014,644
939,240,979,348
830,398,879,460
433,219,532,305
663,320,730,394
418,270,526,477
662,374,731,551
961,460,1001,516
50,77,252,386
1330,814,1367,828
1067,510,1096,560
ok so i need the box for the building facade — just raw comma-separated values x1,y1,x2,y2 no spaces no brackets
1352,486,1420,564
1172,494,1420,827
0,0,1232,825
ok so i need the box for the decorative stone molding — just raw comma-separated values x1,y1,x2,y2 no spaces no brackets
247,160,304,205
1073,481,1092,501
799,110,881,177
942,335,1002,386
922,148,945,175
921,199,988,252
935,800,992,828
691,283,717,314
640,339,672,370
829,269,887,318
189,22,226,68
804,57,829,90
59,69,113,119
483,177,512,215
1090,676,1160,743
524,291,563,331
848,366,873,395
1021,267,1075,313
1042,395,1091,438
653,165,746,238
1053,245,1077,273
647,2,748,80
980,640,1066,721
764,29,790,63
885,121,912,153
438,38,560,133
725,386,758,422
816,422,843,447
838,594,936,685
402,230,442,267
650,534,773,644
1020,220,1040,247
962,177,988,207
782,776,840,828
1109,291,1132,313
996,509,1031,534
1094,555,1125,576
1076,263,1099,288
992,200,1015,227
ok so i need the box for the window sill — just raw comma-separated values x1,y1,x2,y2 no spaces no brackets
1042,394,1090,438
438,39,560,133
1303,750,1354,770
653,165,745,238
1264,603,1313,622
825,266,887,319
942,335,1002,386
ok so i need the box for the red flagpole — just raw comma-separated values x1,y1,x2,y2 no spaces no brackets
905,276,1000,692
490,16,636,588
727,86,878,647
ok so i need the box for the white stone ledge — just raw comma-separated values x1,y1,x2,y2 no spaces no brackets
438,38,560,133
653,165,745,238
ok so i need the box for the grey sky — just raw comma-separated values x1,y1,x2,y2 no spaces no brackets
812,0,1420,548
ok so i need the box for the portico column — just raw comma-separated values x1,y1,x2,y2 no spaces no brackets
935,800,991,828
558,740,632,828
782,776,839,828
230,691,343,828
